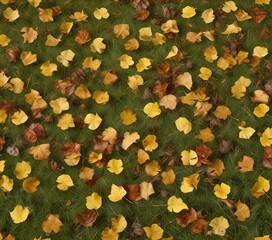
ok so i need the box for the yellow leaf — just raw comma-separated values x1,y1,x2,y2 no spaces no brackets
57,113,75,130
20,51,37,66
140,182,155,200
196,128,215,142
207,159,225,177
121,132,140,150
175,117,192,134
82,57,101,71
107,159,123,174
11,110,28,125
101,227,119,240
0,175,14,192
102,127,117,144
181,150,198,165
159,94,177,110
28,144,51,160
86,192,102,210
238,156,254,173
74,84,91,99
137,149,150,164
56,50,75,67
251,90,269,103
124,38,139,50
14,161,31,180
7,78,24,94
10,205,29,224
45,34,61,47
152,32,166,46
201,8,215,23
108,184,127,202
94,8,109,20
56,174,74,191
3,7,19,22
175,72,192,90
0,160,5,173
111,214,127,233
180,173,200,193
235,9,252,21
59,22,73,34
127,74,144,90
251,176,270,198
234,200,250,221
50,97,69,114
209,216,229,236
254,103,269,118
0,34,11,47
204,46,218,63
40,61,57,76
23,177,40,193
79,167,94,182
236,50,249,64
142,134,158,152
144,224,164,240
143,102,161,118
231,83,246,99
113,24,130,39
161,20,179,34
42,214,63,233
102,71,118,85
88,151,103,164
255,236,271,240
214,183,231,199
165,45,179,59
0,110,7,123
69,10,88,22
145,160,161,176
203,30,215,41
38,8,53,22
136,57,152,72
181,6,196,18
260,128,272,147
120,109,137,125
238,126,255,139
186,31,202,43
139,27,152,41
28,0,41,7
167,196,188,213
21,27,38,43
255,0,270,3
0,71,9,87
222,1,237,13
119,54,134,69
222,23,242,34
253,46,268,58
214,105,231,120
198,67,212,80
161,169,176,185
92,90,109,104
91,38,106,54
84,113,102,130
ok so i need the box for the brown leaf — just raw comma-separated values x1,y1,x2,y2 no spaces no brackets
131,0,149,11
124,184,142,202
162,5,176,18
265,80,272,97
156,61,171,74
75,29,91,45
130,222,144,238
71,68,86,82
135,9,150,20
51,6,62,16
0,100,16,114
75,209,98,227
259,27,270,40
263,146,272,168
176,208,197,227
190,218,208,234
61,142,81,156
0,136,5,151
250,7,267,24
195,145,212,167
42,214,63,233
6,144,19,157
55,79,76,96
152,80,169,99
238,156,254,173
5,45,20,62
24,123,45,143
219,139,233,154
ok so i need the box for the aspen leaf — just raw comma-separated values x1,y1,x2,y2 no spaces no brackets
88,152,102,164
74,84,91,99
175,72,192,90
161,169,176,185
238,126,255,139
91,38,106,54
79,167,94,182
186,32,202,43
198,67,212,80
124,38,139,51
214,183,231,199
201,8,215,23
142,134,158,152
0,72,9,87
94,8,109,20
181,150,198,165
254,236,271,240
140,182,155,200
121,132,140,150
45,34,61,47
60,22,73,34
82,57,101,71
255,0,270,3
143,102,161,118
102,127,117,144
167,196,188,213
139,27,152,41
56,174,74,191
0,34,10,47
23,177,40,193
120,109,137,125
251,90,269,103
222,23,242,34
38,8,53,22
254,104,269,118
3,7,19,22
196,128,215,142
11,110,28,125
222,1,237,13
21,27,38,43
144,224,163,240
119,54,134,69
137,149,150,164
10,205,29,224
40,61,57,76
145,160,161,176
175,117,192,134
234,200,250,221
181,6,196,18
113,24,130,39
235,9,252,21
250,176,270,198
207,159,225,177
56,50,75,67
204,46,218,63
0,110,7,123
111,214,127,233
21,51,37,66
152,32,166,45
0,175,14,192
165,46,179,59
0,160,5,173
253,46,268,58
50,97,69,114
14,161,31,180
42,214,63,233
159,94,177,110
136,58,152,72
8,78,24,94
28,0,41,7
84,113,102,130
260,128,272,147
86,192,102,210
28,144,50,160
209,216,229,236
101,227,119,240
180,173,200,193
161,20,179,33
108,184,127,202
214,105,231,120
103,71,118,85
107,159,123,174
70,10,88,22
57,114,75,130
128,75,144,90
238,156,254,173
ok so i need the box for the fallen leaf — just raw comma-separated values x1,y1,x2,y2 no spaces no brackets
10,205,29,224
42,214,63,233
167,196,188,213
209,216,229,236
144,224,163,240
234,200,250,221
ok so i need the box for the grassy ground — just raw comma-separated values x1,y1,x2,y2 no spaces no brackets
0,0,271,239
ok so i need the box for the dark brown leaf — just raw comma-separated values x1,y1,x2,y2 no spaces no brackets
75,210,98,227
0,136,5,151
24,123,45,143
190,218,208,234
250,7,267,23
152,80,169,99
130,222,144,237
195,145,212,167
219,139,233,154
61,142,81,156
176,208,197,227
259,27,270,40
162,5,176,18
131,0,149,11
135,9,150,20
156,61,171,74
5,45,20,62
124,184,142,202
75,29,92,45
